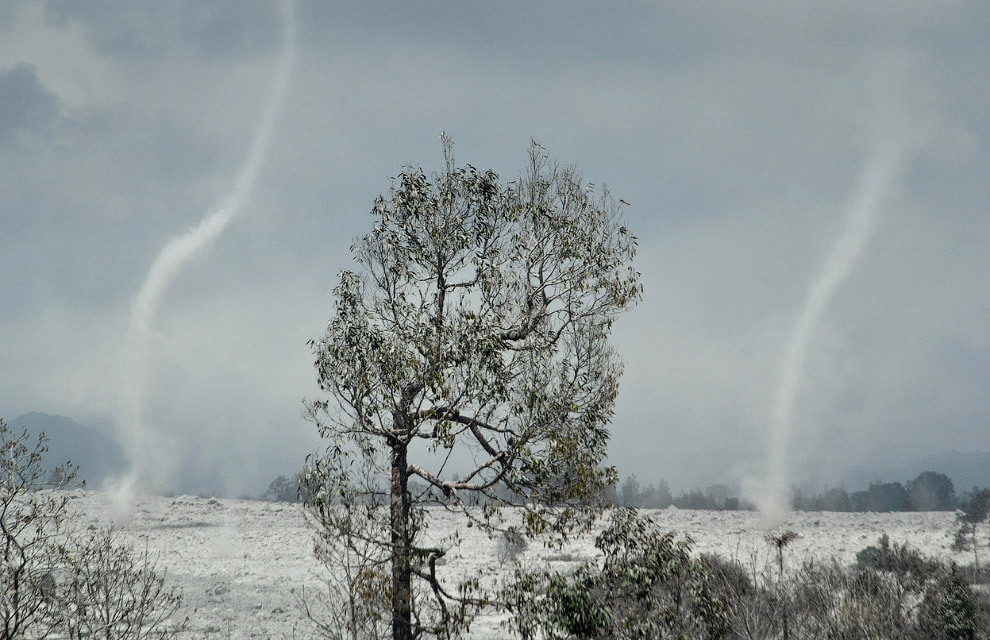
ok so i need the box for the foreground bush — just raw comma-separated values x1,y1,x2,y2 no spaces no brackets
504,511,990,639
504,509,730,639
1,418,183,639
711,534,989,639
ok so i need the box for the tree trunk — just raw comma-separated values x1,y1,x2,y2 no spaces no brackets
391,442,413,640
974,523,981,584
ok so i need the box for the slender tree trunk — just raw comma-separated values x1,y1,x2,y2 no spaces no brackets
777,548,790,640
974,522,981,583
391,442,413,640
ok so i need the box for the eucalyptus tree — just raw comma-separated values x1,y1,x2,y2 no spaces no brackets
303,136,641,640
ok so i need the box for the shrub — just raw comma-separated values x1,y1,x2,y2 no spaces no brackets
690,535,990,639
0,418,184,640
62,526,183,640
918,564,979,639
496,529,528,567
504,509,730,639
792,537,986,639
702,552,781,640
855,533,941,585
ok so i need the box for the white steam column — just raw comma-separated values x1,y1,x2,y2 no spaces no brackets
114,0,296,510
755,139,905,524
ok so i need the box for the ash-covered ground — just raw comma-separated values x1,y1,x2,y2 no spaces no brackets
66,491,967,639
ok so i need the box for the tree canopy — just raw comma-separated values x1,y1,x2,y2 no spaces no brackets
303,136,641,640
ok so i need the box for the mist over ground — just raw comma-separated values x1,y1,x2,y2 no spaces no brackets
1,1,988,497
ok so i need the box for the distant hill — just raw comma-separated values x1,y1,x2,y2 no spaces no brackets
8,412,126,488
847,450,990,495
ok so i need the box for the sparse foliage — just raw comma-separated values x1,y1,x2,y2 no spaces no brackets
703,552,781,640
1,418,183,640
303,136,640,640
62,526,183,640
766,531,798,581
689,533,990,639
496,529,528,567
955,488,990,583
2,419,72,638
296,496,390,640
764,530,798,640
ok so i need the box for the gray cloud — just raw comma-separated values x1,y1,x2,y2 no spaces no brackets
44,0,283,60
0,64,58,143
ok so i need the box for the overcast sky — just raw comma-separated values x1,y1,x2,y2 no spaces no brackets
1,1,987,496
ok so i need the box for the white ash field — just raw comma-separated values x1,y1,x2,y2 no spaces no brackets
66,490,968,639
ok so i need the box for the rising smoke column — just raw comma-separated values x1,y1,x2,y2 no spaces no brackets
757,139,905,523
115,0,295,506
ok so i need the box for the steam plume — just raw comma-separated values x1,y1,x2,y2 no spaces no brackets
753,140,904,523
114,0,296,508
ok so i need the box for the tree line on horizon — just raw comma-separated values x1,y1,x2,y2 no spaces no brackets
264,467,981,515
604,470,982,513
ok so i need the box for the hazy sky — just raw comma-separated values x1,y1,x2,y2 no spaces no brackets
2,1,987,496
